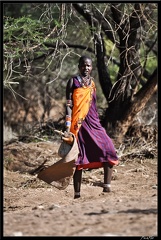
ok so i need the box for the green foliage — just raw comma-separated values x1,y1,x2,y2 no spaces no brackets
3,3,158,105
104,39,119,83
141,51,157,75
138,41,157,81
3,2,65,67
4,16,58,57
108,64,119,83
145,54,157,74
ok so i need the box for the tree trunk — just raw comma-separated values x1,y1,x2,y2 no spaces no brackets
105,68,157,143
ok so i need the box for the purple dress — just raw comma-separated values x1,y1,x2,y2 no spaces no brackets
72,77,119,168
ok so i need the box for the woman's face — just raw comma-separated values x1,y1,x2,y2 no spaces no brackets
79,58,92,78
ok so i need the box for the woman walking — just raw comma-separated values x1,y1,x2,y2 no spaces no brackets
64,55,119,199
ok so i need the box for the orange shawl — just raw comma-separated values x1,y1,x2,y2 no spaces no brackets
70,80,95,138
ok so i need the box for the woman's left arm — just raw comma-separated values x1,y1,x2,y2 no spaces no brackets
65,78,74,132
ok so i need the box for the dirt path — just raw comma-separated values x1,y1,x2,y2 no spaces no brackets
3,141,158,237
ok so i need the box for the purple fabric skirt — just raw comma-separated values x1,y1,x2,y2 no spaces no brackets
75,92,118,167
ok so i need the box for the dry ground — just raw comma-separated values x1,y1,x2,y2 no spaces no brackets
3,140,158,237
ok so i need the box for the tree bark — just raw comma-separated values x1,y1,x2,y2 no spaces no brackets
107,68,157,143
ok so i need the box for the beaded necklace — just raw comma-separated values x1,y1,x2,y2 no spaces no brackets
81,76,91,86
77,75,91,87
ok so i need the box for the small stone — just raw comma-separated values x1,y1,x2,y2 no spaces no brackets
13,232,23,236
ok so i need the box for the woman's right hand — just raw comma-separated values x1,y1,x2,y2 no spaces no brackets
61,131,73,145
